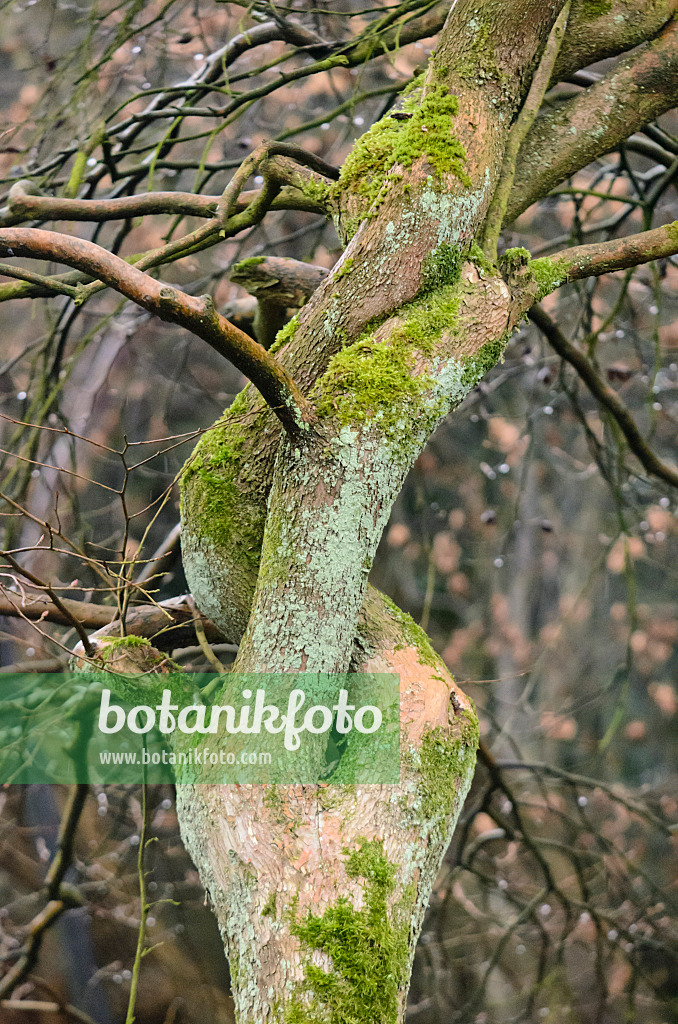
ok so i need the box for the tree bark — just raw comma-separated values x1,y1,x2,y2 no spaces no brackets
176,2,568,1020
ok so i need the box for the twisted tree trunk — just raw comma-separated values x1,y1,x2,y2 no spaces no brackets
175,2,566,1019
62,1,678,1020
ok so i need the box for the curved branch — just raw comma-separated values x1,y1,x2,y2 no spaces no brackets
0,182,328,231
507,17,678,223
2,553,93,655
217,142,337,227
3,181,219,225
530,305,678,489
0,589,115,628
0,228,315,437
554,0,678,83
230,256,329,304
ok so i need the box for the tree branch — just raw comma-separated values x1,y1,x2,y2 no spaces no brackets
0,228,315,437
554,0,678,83
3,180,219,224
0,585,226,650
0,786,88,1000
0,184,327,233
0,589,116,628
2,554,94,655
230,256,329,348
530,220,678,299
482,2,571,259
529,305,678,489
507,16,678,223
217,141,337,228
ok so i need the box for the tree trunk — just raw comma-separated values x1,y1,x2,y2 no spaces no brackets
176,1,567,1020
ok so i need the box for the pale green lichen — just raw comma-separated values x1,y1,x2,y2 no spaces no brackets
335,78,470,229
287,839,410,1024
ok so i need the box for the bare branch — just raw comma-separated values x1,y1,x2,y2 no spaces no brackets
531,220,678,297
530,305,678,489
0,183,329,234
554,0,678,83
230,256,329,347
0,589,116,629
507,17,678,223
0,786,88,1000
0,227,315,437
135,523,182,586
217,141,337,228
482,2,571,259
2,554,94,655
3,180,219,224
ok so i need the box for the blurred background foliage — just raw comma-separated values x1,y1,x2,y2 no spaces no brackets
0,0,677,1021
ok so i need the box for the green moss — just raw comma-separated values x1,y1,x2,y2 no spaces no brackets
499,248,570,303
100,635,151,651
287,839,409,1024
460,333,507,391
335,79,470,229
421,242,463,293
262,892,277,917
455,20,505,87
417,717,479,823
500,246,531,271
294,172,331,206
315,337,428,433
468,242,496,277
577,0,614,21
94,637,185,704
315,285,461,435
381,593,441,670
269,313,299,355
232,256,265,270
334,256,354,281
179,392,264,561
527,255,570,301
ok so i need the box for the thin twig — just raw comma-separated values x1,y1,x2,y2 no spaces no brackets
0,228,315,438
125,781,151,1024
0,786,88,999
530,305,678,488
